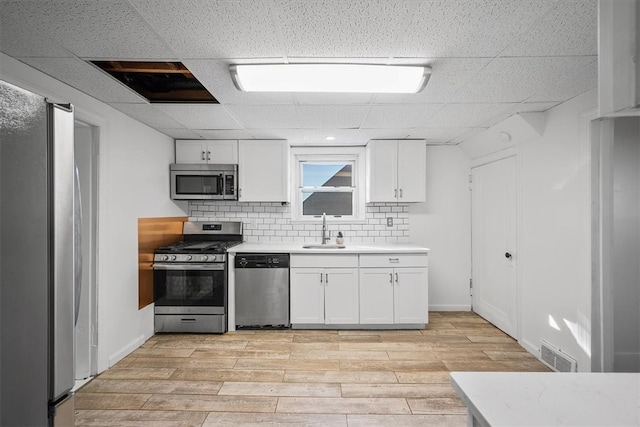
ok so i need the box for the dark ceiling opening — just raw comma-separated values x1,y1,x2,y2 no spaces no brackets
91,61,218,103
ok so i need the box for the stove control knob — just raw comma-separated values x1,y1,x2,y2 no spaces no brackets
202,255,208,261
211,255,217,262
186,255,192,261
171,255,177,261
162,255,169,261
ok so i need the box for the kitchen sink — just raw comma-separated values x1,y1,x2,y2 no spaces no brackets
302,243,346,249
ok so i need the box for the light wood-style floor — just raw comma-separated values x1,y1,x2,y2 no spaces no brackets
75,312,549,426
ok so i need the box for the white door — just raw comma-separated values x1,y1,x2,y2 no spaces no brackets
397,141,426,202
471,156,518,338
290,268,324,324
175,140,207,163
366,140,398,202
394,268,429,324
359,268,394,323
324,268,359,324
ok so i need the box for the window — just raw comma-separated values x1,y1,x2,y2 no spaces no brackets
291,147,365,221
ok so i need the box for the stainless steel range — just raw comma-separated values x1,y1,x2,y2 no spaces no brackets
152,221,243,333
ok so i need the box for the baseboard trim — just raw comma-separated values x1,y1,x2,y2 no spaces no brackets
108,334,146,367
429,304,472,312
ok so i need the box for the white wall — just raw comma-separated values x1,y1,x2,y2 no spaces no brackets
460,89,597,372
410,146,472,311
0,53,185,373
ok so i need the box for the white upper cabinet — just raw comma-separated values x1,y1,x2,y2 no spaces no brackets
175,140,238,164
598,0,640,117
366,140,426,203
238,140,289,202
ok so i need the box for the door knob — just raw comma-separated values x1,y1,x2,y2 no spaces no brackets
505,252,512,259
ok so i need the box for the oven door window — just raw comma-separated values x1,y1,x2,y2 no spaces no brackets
154,269,225,307
175,174,222,196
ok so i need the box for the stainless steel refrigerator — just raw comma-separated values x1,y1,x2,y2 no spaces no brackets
0,80,76,426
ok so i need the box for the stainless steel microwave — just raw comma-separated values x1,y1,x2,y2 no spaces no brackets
170,164,238,200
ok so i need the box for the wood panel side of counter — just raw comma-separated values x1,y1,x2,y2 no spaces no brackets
138,216,187,309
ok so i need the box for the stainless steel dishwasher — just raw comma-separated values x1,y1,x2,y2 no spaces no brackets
234,253,290,328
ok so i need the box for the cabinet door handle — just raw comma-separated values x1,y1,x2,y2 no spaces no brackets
320,273,323,283
395,273,399,283
325,273,329,284
394,189,397,198
201,151,206,161
207,151,211,161
389,273,393,284
399,188,403,198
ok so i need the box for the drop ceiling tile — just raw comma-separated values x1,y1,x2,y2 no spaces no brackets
450,56,597,103
153,104,243,129
527,60,597,102
426,103,517,128
511,102,560,113
501,0,597,57
109,103,185,129
194,129,254,139
294,92,373,105
297,105,370,129
301,129,370,145
373,58,493,104
397,0,556,57
361,104,445,129
131,0,282,58
224,105,299,129
182,59,295,105
158,128,202,139
274,0,414,57
3,0,174,59
449,127,487,145
0,2,73,57
358,129,414,140
405,128,474,143
247,129,306,142
18,57,146,103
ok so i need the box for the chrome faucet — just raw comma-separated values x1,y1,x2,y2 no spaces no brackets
321,212,330,244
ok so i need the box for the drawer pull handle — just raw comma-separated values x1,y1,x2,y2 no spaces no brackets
389,258,400,263
181,318,196,323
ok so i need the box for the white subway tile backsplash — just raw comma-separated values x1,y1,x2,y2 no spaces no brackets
188,202,409,243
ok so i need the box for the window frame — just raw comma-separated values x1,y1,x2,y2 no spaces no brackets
290,146,366,223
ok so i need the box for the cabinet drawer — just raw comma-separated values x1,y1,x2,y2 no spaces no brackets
291,254,359,268
359,254,428,268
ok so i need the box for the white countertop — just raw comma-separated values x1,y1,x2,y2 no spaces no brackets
227,242,430,254
450,372,640,427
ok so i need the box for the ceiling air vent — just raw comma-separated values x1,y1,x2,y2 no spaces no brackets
91,61,218,104
540,340,577,372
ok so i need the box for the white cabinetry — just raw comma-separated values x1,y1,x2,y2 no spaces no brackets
366,140,426,202
359,254,428,325
238,140,289,202
175,140,238,164
290,255,359,325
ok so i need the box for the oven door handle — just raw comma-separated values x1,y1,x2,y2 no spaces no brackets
153,263,225,271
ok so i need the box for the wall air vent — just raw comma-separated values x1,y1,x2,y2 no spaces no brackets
540,340,577,372
90,61,218,104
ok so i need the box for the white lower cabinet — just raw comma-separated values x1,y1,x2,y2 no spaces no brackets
290,253,428,328
290,255,359,325
359,255,429,325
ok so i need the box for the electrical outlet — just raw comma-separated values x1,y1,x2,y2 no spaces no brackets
386,217,393,227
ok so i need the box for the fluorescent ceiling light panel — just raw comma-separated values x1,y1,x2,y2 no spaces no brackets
230,64,430,93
